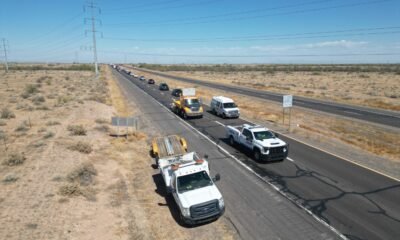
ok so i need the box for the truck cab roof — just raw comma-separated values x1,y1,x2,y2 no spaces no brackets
212,96,234,103
242,124,269,132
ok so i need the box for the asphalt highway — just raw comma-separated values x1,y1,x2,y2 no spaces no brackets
114,68,400,240
135,68,400,129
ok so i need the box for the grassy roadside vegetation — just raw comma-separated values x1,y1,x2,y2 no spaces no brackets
1,63,94,71
136,63,400,74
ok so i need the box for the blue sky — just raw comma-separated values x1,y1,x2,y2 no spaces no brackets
1,0,399,63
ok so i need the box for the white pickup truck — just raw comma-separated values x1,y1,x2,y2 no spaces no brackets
226,124,288,162
152,135,225,225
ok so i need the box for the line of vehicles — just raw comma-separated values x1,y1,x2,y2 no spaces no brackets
113,65,289,225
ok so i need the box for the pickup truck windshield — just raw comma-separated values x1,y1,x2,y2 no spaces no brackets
253,131,275,140
223,102,237,108
185,99,200,107
177,171,213,193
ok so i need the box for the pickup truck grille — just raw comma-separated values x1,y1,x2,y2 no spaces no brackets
191,107,200,112
270,146,285,154
190,199,219,219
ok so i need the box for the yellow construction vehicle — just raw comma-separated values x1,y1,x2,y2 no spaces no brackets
171,88,203,119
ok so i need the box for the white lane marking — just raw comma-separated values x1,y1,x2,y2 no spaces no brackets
343,111,362,116
161,92,164,95
287,157,294,162
121,72,347,240
215,121,225,127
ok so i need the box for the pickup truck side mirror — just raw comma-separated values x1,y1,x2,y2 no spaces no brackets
274,133,279,138
203,154,209,159
213,173,221,182
166,186,175,194
246,136,251,141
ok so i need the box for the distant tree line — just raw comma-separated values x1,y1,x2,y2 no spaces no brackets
135,63,400,74
6,64,94,71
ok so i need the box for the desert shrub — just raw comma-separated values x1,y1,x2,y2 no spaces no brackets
9,97,18,103
68,141,92,154
3,153,26,166
36,76,48,83
56,96,70,106
31,140,46,148
94,124,110,132
95,118,109,124
67,125,87,136
0,130,7,140
3,174,18,183
15,121,30,132
36,105,50,111
59,183,81,196
1,108,16,119
32,95,46,105
67,162,97,185
0,120,6,126
46,120,61,126
20,92,30,99
43,131,54,139
25,84,39,94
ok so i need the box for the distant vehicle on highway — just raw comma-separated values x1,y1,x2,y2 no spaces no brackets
171,88,182,97
159,83,169,91
139,76,145,81
226,124,288,162
210,96,240,119
148,79,155,84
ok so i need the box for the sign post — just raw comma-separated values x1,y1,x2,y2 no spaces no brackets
282,95,293,131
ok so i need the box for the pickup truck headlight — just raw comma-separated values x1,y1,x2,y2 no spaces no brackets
263,147,269,154
218,197,225,209
184,107,191,113
181,207,191,217
283,147,287,153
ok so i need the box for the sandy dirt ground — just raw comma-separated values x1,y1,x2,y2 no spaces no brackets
126,67,400,180
0,66,238,240
167,70,400,111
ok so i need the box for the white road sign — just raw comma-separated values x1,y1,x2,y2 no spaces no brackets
283,95,293,108
182,88,196,97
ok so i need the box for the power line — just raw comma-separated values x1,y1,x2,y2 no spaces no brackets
102,26,400,43
105,0,184,12
84,0,101,75
2,38,9,73
104,0,395,27
103,0,225,15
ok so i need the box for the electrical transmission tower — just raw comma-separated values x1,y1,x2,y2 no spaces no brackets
1,38,9,73
84,1,101,75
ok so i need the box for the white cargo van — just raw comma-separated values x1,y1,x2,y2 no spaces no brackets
210,96,240,118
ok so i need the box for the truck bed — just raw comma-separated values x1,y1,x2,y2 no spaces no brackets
153,135,186,159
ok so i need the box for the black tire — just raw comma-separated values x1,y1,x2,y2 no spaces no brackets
254,149,261,162
183,112,188,119
222,113,226,119
229,136,235,146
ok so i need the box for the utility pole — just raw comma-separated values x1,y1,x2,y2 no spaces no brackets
2,38,9,73
84,1,101,76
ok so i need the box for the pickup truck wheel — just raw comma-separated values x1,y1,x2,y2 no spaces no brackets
183,112,188,119
254,149,261,162
222,113,226,119
229,136,235,146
